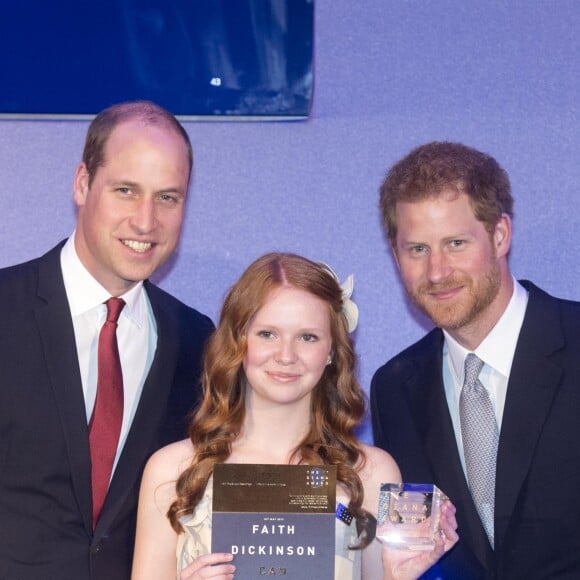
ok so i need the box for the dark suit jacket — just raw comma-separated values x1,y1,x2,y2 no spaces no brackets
0,242,214,580
371,281,580,579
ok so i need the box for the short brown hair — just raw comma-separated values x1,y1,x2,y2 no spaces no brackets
82,100,193,186
379,141,513,245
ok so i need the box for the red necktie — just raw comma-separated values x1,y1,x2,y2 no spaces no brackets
89,297,125,527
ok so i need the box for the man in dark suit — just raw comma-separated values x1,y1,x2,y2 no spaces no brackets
0,101,214,579
371,142,580,579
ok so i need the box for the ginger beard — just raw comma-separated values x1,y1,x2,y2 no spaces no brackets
405,250,501,331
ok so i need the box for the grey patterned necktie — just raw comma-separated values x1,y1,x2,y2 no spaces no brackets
460,353,498,547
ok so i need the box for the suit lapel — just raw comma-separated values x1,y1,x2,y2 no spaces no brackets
495,283,563,549
34,244,94,535
408,332,492,570
95,285,181,536
33,247,187,538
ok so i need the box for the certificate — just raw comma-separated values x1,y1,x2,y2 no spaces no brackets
212,463,336,577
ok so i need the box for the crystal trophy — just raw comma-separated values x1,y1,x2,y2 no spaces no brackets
376,483,446,550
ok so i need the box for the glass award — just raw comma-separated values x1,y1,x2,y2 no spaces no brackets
376,483,446,551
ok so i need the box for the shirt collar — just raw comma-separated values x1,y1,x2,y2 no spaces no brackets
444,277,529,382
60,233,146,327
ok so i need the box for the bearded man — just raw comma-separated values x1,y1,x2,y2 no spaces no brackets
371,142,580,580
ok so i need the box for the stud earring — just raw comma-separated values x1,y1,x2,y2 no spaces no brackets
326,355,332,366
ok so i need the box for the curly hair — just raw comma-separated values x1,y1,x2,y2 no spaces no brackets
167,253,375,548
380,141,513,246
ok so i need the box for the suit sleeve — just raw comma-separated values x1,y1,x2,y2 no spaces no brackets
370,366,390,452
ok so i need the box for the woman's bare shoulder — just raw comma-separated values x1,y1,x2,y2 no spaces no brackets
357,443,402,515
144,438,195,484
358,443,401,482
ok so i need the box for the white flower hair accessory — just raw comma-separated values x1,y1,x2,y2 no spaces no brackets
318,263,359,333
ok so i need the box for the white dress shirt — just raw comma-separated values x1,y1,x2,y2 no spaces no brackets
60,234,157,473
442,278,529,475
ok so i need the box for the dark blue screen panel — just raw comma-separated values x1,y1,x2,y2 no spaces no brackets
0,0,313,120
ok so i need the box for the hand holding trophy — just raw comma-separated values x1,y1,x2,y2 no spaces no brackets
377,483,459,580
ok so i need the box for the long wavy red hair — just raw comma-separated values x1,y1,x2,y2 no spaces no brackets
167,253,374,547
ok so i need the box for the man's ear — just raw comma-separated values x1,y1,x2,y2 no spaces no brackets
494,213,512,258
73,162,90,208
